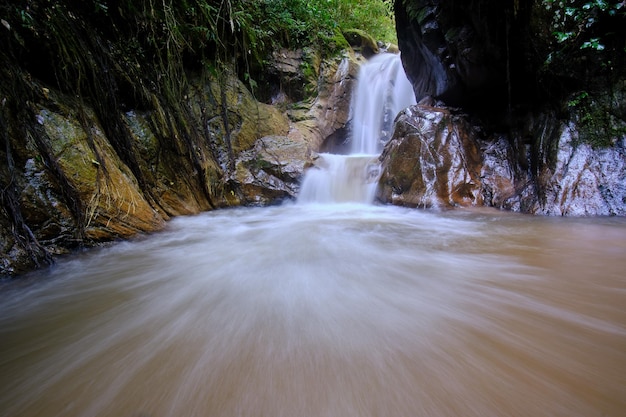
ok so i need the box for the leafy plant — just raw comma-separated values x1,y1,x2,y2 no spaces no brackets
541,0,625,51
256,0,396,51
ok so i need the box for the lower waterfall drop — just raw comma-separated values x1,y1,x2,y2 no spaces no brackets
297,53,416,204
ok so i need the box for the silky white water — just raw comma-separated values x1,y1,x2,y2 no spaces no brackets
1,204,626,417
350,53,416,155
297,154,381,203
298,53,416,205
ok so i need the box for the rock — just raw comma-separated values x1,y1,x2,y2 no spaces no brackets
20,157,77,249
342,29,380,58
37,107,166,241
533,123,626,216
390,1,626,216
393,0,530,120
263,48,323,104
126,71,293,213
289,50,363,153
379,104,626,215
234,135,312,204
377,105,483,208
265,49,307,104
188,70,291,159
479,135,534,212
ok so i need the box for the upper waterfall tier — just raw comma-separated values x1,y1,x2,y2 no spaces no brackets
350,53,417,155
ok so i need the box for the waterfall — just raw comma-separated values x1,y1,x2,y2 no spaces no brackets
350,53,417,155
298,53,416,204
297,154,381,204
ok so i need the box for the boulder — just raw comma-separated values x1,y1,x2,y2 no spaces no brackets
379,104,626,215
342,29,380,58
378,105,483,208
235,135,312,205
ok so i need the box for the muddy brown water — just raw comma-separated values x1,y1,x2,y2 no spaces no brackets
1,204,625,417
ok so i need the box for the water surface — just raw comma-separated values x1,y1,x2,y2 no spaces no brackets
1,204,625,417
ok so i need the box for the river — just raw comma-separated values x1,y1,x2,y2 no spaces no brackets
1,203,625,417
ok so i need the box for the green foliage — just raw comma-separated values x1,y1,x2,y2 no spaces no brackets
0,0,396,130
256,0,396,52
2,0,395,88
567,90,589,107
541,0,624,51
537,0,626,111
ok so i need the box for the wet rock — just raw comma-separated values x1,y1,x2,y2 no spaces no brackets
393,0,551,125
263,48,323,104
479,135,535,212
235,135,311,204
20,157,77,250
391,2,626,216
533,123,626,216
125,71,293,213
37,108,166,241
379,104,626,216
377,105,483,208
394,1,509,110
188,71,291,159
289,50,363,153
265,49,307,104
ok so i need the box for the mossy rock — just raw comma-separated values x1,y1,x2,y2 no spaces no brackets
325,30,351,56
37,106,165,241
341,29,380,58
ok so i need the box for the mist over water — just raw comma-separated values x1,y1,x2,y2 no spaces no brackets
1,204,626,417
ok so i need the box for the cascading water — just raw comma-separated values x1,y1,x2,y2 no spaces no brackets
295,154,382,204
297,53,416,204
350,52,417,155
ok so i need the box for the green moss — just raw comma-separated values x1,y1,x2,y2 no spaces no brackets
296,48,321,99
568,91,626,149
248,157,273,172
341,29,379,54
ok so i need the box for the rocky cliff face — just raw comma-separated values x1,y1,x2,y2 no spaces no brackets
0,46,361,276
393,0,517,116
384,0,626,215
378,104,626,216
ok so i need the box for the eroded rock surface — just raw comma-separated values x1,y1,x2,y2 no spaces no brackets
533,124,626,216
378,105,483,208
378,104,626,215
235,135,311,205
